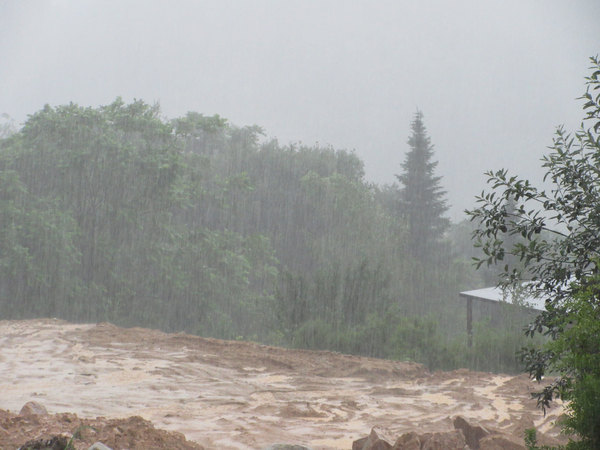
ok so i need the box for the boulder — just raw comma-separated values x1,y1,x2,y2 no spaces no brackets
454,416,490,449
357,428,468,450
420,429,468,450
353,428,392,450
353,436,370,450
478,435,526,450
18,401,48,416
391,431,421,450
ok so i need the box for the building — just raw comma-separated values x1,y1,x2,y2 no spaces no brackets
459,286,545,347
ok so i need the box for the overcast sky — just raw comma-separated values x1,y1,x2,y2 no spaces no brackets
1,0,599,220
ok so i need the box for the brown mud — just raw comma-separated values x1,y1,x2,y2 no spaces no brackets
0,319,565,449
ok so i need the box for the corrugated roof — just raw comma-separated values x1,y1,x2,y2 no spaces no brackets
459,286,546,311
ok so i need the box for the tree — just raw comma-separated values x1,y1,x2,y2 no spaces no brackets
397,111,450,260
468,56,600,449
0,99,279,337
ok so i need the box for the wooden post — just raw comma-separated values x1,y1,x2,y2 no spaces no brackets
467,296,473,348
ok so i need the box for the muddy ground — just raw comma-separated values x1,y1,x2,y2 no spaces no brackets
0,319,566,450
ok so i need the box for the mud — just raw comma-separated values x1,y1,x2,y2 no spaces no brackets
0,319,565,449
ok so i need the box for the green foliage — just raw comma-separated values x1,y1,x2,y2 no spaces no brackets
468,56,600,448
283,297,532,374
67,426,98,450
522,279,600,450
525,428,564,450
389,304,541,374
467,312,543,374
468,57,600,301
390,315,461,371
0,99,277,336
0,95,522,375
276,257,392,338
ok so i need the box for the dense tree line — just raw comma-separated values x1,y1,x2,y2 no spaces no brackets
0,99,530,373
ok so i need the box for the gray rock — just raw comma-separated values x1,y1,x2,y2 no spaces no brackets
420,430,467,450
479,435,525,450
392,432,420,450
454,415,490,450
353,428,392,450
88,442,114,450
18,401,48,416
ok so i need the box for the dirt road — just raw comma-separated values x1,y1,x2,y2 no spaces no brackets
0,319,564,449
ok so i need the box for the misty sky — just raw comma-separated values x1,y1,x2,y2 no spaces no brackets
1,0,599,220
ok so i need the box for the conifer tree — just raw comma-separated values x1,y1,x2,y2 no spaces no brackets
396,111,450,260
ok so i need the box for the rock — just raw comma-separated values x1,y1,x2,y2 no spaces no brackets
454,416,490,449
420,429,468,450
262,445,313,450
88,442,114,450
357,429,468,450
353,428,392,450
19,435,67,450
371,426,397,448
353,436,370,450
391,431,420,450
478,435,526,450
18,401,48,416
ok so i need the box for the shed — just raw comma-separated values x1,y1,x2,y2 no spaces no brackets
459,286,545,347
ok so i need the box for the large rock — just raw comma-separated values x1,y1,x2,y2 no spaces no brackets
357,429,468,450
454,416,490,450
18,401,48,416
420,429,468,450
353,428,392,450
478,435,526,450
391,432,420,450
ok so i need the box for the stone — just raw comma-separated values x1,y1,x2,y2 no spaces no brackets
88,442,114,450
18,401,48,416
352,428,392,450
478,435,526,450
454,416,490,449
420,429,468,450
18,435,67,450
391,431,421,450
353,436,370,450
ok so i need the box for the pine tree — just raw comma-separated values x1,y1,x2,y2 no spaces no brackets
396,111,450,260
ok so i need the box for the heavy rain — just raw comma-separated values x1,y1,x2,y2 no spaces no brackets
0,1,599,450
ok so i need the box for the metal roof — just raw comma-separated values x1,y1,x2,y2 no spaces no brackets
459,286,546,311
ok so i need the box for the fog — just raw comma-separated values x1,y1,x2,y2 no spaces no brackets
1,0,598,220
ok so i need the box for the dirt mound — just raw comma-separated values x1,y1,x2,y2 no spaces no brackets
0,408,203,450
0,319,567,450
75,322,427,381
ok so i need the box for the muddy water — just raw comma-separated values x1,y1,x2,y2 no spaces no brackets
0,320,563,450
